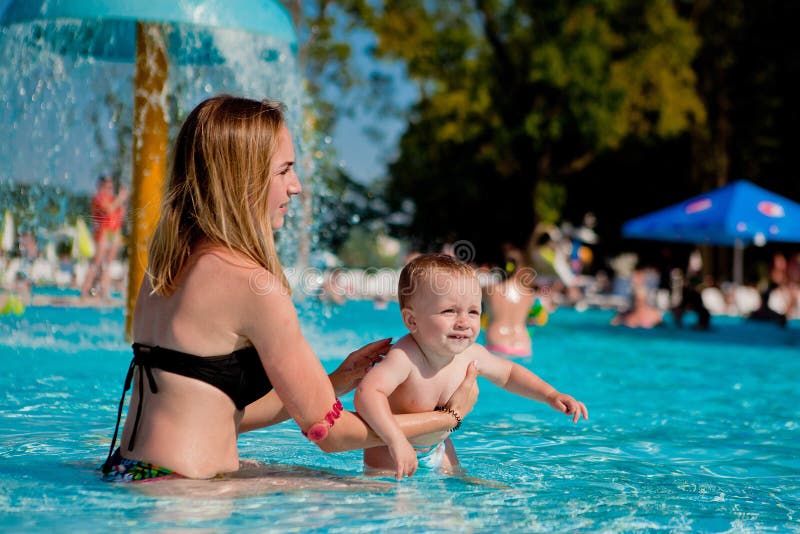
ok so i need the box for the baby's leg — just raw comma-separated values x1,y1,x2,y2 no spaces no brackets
439,437,461,473
362,446,396,477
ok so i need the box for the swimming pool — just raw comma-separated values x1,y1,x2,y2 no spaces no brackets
1,297,798,531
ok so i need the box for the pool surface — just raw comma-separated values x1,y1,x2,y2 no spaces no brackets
1,296,799,531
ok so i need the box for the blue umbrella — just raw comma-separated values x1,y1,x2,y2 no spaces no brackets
622,180,800,283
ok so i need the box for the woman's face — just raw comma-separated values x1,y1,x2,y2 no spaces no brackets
267,125,302,230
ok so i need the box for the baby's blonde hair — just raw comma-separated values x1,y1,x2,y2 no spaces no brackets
397,253,477,309
147,95,288,295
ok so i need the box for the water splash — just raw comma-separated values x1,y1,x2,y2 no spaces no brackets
0,17,311,265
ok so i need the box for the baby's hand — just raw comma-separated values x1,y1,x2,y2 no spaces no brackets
388,439,418,480
548,393,589,423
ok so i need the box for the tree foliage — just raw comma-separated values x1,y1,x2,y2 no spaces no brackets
282,0,398,259
363,0,704,259
284,0,375,133
563,0,800,273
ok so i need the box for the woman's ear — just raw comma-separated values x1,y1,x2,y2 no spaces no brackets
401,308,417,332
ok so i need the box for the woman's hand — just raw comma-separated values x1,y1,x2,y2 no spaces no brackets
329,338,392,396
443,360,480,420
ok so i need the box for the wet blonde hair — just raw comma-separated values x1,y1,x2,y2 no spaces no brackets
147,95,289,295
397,253,477,309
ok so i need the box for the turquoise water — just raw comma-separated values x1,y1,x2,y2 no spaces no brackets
1,295,799,531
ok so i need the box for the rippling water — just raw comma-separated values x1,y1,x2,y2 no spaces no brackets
1,296,798,531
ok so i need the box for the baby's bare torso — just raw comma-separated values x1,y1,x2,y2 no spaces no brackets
363,335,477,471
388,343,474,414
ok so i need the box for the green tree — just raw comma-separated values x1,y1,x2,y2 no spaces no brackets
712,0,800,202
365,0,704,259
282,0,394,265
283,0,374,133
684,0,741,191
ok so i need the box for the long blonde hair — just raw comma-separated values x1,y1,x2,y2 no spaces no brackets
147,95,289,295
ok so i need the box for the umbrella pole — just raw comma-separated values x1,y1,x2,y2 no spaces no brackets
125,22,169,340
733,239,744,286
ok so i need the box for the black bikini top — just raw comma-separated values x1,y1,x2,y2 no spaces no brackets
102,342,273,472
130,343,273,410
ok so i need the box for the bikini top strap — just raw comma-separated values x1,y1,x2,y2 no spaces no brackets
101,345,159,474
101,358,135,473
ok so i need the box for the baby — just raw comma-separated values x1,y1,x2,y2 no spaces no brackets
354,253,588,479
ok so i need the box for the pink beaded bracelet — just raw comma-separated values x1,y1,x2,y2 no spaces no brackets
302,398,343,442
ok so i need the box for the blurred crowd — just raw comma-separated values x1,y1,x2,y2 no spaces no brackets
3,194,799,332
312,213,800,335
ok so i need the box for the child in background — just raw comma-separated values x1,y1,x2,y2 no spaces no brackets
354,253,588,479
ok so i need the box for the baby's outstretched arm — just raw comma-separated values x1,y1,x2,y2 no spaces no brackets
354,350,418,479
543,390,588,423
475,347,588,423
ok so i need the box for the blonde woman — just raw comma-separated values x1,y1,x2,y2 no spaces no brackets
101,95,478,481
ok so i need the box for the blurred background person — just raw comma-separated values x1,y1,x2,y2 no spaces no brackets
611,267,664,329
483,244,537,358
672,249,711,330
80,174,128,302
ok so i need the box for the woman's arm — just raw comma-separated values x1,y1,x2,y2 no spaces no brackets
239,269,472,452
238,389,289,433
238,346,479,445
238,391,472,446
326,361,479,451
238,338,390,433
239,385,477,445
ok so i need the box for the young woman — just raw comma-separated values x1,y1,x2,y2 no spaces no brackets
101,95,478,481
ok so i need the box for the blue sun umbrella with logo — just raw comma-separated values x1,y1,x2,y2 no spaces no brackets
622,180,800,284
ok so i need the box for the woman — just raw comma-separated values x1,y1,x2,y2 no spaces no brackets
101,95,478,481
483,246,537,358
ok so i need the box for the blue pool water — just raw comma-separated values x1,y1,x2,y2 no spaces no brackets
1,296,799,531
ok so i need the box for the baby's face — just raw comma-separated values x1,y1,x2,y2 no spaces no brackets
408,272,482,357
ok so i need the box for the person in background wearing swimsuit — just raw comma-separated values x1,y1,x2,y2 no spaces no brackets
101,95,479,482
81,174,128,302
483,245,537,358
354,253,587,479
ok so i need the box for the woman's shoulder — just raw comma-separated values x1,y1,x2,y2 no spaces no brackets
192,242,254,266
189,245,261,275
186,246,286,297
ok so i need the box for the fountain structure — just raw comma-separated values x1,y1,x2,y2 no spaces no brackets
0,0,305,335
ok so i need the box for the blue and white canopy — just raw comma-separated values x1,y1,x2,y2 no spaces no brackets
622,180,800,246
